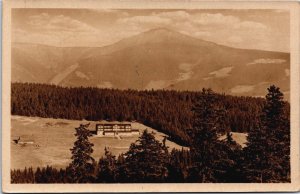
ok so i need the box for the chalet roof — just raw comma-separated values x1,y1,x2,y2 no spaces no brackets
104,130,139,133
96,120,131,125
97,123,131,126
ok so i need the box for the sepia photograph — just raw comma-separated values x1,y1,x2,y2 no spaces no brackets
2,0,300,192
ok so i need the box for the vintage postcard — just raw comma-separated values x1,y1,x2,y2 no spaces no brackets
2,0,300,192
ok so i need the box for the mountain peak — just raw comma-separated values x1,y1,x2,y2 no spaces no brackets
139,27,193,42
135,27,218,47
143,27,180,36
145,27,173,33
108,27,219,53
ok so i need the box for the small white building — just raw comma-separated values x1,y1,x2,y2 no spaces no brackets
95,122,140,137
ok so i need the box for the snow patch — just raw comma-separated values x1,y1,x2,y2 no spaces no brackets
97,81,113,88
178,63,194,72
219,132,248,148
50,63,79,85
231,85,255,93
144,63,195,89
247,58,286,66
145,80,169,90
177,63,195,82
209,66,233,78
75,71,90,80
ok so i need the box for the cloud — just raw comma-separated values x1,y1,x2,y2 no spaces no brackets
118,11,267,34
14,12,105,46
234,21,267,30
156,11,266,30
247,58,287,66
13,28,61,45
91,9,118,13
274,9,289,13
115,10,269,50
28,13,98,33
13,9,288,51
117,15,172,26
156,10,190,20
13,26,104,47
194,13,239,26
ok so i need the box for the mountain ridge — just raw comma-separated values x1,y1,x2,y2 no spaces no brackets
11,28,290,98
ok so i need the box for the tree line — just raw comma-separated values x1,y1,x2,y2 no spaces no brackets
11,83,285,146
11,85,290,183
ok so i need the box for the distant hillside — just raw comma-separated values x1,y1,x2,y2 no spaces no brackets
12,28,290,99
11,83,283,145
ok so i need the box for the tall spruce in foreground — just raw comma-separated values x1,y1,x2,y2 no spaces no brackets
97,147,117,183
264,85,290,182
220,132,244,182
187,88,232,182
243,85,290,182
68,123,96,183
167,149,191,182
120,130,169,183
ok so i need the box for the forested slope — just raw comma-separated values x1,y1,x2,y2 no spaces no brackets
11,83,281,145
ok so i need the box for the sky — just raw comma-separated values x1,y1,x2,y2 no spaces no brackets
12,9,290,52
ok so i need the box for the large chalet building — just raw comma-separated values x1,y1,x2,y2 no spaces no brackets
94,122,140,137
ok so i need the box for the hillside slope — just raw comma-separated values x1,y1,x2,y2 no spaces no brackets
11,115,187,169
12,28,290,98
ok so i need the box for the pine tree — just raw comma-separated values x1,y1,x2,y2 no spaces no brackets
121,130,169,183
243,118,271,182
243,85,290,182
97,147,117,183
35,167,42,183
264,85,290,182
220,132,244,182
167,149,189,182
187,88,231,182
68,123,95,183
27,167,35,183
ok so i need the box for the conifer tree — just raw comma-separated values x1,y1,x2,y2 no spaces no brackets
243,85,290,182
97,147,117,183
243,118,270,182
187,88,231,182
220,132,244,182
122,130,169,183
35,167,42,183
265,85,290,181
167,149,189,182
69,123,95,183
264,85,290,182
